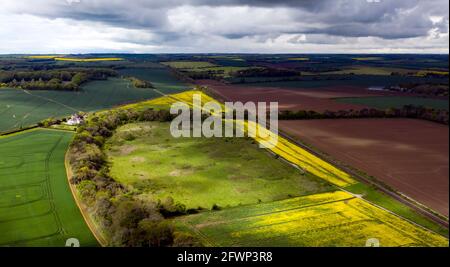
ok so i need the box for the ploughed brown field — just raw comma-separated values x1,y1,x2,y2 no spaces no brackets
279,118,449,217
199,80,388,112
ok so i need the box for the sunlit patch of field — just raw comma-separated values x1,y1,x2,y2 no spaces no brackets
204,56,245,61
26,55,62,59
161,61,218,69
352,57,384,61
25,56,123,62
54,57,123,62
288,57,309,61
177,191,448,247
323,66,414,76
120,90,217,111
415,70,449,77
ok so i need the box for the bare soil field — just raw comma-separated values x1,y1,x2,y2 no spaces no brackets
279,118,449,217
199,80,383,112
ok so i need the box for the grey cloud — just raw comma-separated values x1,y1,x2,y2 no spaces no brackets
4,0,448,39
1,0,448,53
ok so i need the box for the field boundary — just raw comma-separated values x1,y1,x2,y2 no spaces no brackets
64,148,108,247
201,86,449,229
0,125,39,137
276,128,449,228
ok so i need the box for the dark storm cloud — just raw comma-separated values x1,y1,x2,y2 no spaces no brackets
2,0,449,52
11,0,444,39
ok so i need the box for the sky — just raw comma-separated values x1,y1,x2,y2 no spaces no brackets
0,0,448,54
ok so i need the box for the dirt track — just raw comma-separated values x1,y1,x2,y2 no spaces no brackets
279,118,449,217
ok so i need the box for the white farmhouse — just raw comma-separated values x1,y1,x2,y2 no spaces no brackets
66,114,84,126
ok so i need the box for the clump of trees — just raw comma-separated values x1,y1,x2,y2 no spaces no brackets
125,77,154,88
279,105,449,125
182,70,224,80
234,67,300,78
385,83,449,97
0,68,117,91
68,108,200,247
38,117,61,127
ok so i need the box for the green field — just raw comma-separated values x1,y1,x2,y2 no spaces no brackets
118,67,190,94
161,61,217,69
176,191,448,247
335,96,449,110
0,78,163,133
0,129,97,246
322,66,414,76
159,61,254,78
106,122,333,210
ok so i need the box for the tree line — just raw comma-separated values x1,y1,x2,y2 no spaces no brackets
278,105,449,125
0,68,117,91
234,67,300,78
68,108,200,247
385,83,449,97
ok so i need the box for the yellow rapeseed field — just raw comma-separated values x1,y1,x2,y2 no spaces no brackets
26,56,123,62
352,57,383,61
121,90,218,110
54,57,123,62
415,70,449,77
288,57,309,61
181,191,448,247
26,55,61,59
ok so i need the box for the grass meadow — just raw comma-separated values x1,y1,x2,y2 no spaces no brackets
106,122,333,210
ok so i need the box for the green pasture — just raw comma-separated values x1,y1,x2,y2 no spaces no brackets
106,122,333,210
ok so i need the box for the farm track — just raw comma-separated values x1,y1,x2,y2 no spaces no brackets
23,90,78,112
